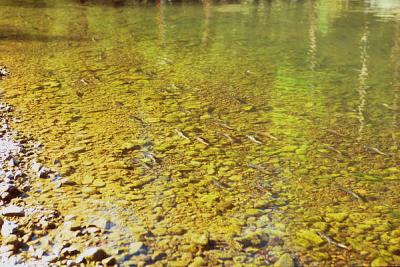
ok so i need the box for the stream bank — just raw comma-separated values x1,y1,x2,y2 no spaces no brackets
0,71,117,266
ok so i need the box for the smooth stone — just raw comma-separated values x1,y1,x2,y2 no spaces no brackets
2,206,25,217
82,176,95,185
1,220,18,237
5,171,14,180
102,257,117,266
130,242,143,254
82,187,98,194
190,231,210,246
8,158,17,167
189,257,206,267
274,253,294,267
371,257,388,267
78,247,108,262
325,212,348,222
296,230,325,246
89,218,109,230
31,162,42,172
38,168,50,178
92,179,106,188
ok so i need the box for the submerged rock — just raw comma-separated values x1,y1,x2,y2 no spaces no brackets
274,253,294,267
296,230,325,246
190,231,210,246
77,247,109,263
325,212,348,222
371,257,388,267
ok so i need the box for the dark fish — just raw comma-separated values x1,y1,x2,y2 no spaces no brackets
322,145,343,156
212,179,232,191
248,163,271,174
76,91,84,98
326,129,346,137
130,116,146,126
232,96,247,104
334,184,367,202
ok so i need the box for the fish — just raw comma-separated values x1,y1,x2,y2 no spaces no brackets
196,136,210,146
260,132,278,140
212,179,232,191
246,135,263,145
326,129,346,137
215,121,235,130
222,133,237,143
174,129,190,140
248,163,271,174
130,115,146,126
141,152,158,164
232,96,247,104
322,145,344,156
334,184,367,202
318,232,349,250
364,145,386,155
382,103,397,111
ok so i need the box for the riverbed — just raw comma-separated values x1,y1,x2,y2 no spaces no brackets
1,0,400,266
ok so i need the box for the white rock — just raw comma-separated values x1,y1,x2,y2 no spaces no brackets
1,220,18,237
2,206,25,217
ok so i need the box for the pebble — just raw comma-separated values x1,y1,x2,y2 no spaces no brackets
274,253,294,267
89,218,109,230
371,257,388,267
31,162,42,173
2,206,25,217
8,158,17,167
190,231,210,246
38,167,50,178
92,178,106,188
102,257,117,266
1,220,18,237
296,230,325,246
5,171,14,180
77,247,109,262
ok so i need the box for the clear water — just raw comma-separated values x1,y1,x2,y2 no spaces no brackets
1,0,400,265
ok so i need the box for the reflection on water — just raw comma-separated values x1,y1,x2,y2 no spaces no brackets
1,0,400,265
357,22,369,141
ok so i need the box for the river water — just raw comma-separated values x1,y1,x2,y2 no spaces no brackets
1,0,400,266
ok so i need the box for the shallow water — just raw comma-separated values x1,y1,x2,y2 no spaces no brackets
1,0,400,265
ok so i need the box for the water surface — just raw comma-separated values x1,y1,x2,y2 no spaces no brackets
1,0,400,265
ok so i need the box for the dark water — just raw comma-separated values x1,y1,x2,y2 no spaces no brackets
0,0,400,265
